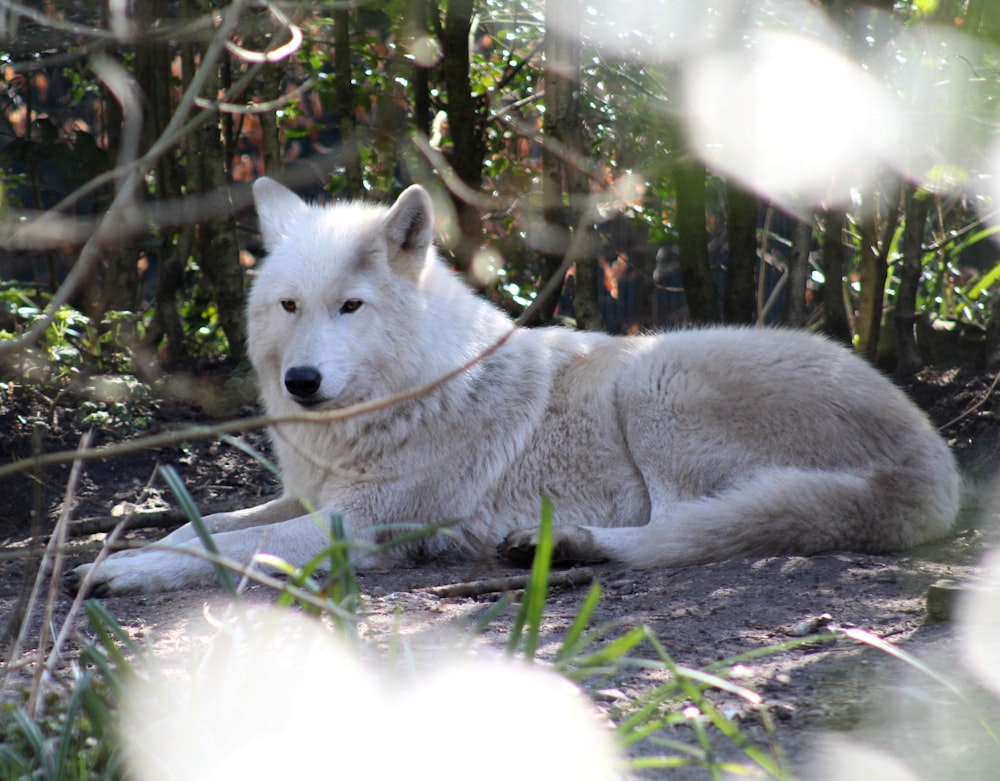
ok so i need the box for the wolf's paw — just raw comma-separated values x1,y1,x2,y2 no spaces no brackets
66,550,197,597
497,530,538,567
499,526,608,568
66,559,147,598
64,564,92,597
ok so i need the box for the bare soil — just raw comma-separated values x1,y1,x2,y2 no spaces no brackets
2,365,999,777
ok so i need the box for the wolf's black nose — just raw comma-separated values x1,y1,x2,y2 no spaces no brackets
284,366,322,399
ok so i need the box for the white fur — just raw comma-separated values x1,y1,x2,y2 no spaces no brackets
70,181,960,595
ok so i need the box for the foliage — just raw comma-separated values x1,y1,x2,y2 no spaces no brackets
3,457,1000,779
0,287,157,436
2,1,999,368
0,491,786,779
0,603,129,780
0,288,127,379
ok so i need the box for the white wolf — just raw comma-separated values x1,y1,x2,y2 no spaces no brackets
69,180,960,596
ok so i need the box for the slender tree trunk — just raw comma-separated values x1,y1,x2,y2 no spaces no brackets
440,0,485,271
185,0,246,361
542,0,602,331
895,184,932,377
856,179,900,362
674,150,719,323
143,0,187,363
260,66,282,175
243,4,285,176
97,75,135,318
855,201,881,359
408,0,432,137
335,8,364,197
784,216,813,328
573,252,604,331
630,220,657,329
724,181,757,324
820,209,851,345
525,14,573,327
987,296,1000,370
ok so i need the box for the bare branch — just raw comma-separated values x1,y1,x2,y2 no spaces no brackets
418,568,596,598
225,1,302,63
0,0,252,359
0,324,518,481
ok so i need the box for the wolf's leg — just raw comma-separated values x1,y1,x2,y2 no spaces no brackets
66,509,350,597
503,466,956,568
589,466,957,568
66,493,309,583
153,493,309,546
84,495,310,567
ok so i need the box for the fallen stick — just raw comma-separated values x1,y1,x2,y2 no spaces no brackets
68,501,252,536
419,567,596,598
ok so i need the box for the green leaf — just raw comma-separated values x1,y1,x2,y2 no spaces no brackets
506,496,554,659
555,580,602,663
159,465,238,597
967,259,1000,300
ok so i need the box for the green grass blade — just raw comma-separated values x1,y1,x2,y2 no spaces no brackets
84,600,139,672
159,464,237,597
506,496,554,659
845,626,1000,748
466,593,515,636
555,580,603,664
11,709,47,762
966,258,1000,299
53,681,86,777
567,625,649,670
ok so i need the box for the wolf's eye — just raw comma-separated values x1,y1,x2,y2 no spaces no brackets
280,299,297,313
340,299,363,314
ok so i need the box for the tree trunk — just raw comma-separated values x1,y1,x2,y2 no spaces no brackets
96,74,136,318
440,0,485,272
408,0,432,137
895,185,932,377
335,7,364,197
542,0,602,331
260,65,282,175
855,202,881,359
185,1,247,362
819,209,851,345
724,181,757,324
986,295,1000,370
784,216,813,328
856,180,900,362
674,151,719,323
143,0,187,363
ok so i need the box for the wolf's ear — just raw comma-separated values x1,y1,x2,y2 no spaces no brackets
253,177,309,252
383,185,434,278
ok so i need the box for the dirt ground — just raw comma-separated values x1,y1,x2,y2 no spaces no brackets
1,364,1000,777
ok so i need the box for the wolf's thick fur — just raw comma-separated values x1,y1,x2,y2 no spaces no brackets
69,180,960,595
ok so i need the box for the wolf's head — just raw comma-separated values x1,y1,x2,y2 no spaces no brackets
246,180,439,411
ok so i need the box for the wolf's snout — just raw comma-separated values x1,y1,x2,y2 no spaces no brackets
284,366,322,400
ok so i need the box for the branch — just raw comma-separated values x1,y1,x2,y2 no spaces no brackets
418,567,595,598
0,324,518,481
0,0,253,359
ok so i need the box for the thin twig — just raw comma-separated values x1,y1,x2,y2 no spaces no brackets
66,500,257,537
19,431,92,718
938,367,1000,432
0,0,252,358
419,568,595,598
0,324,518,482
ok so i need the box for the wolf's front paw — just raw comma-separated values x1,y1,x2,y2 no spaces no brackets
66,550,203,597
499,526,607,568
65,563,98,597
497,529,538,568
66,557,152,598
